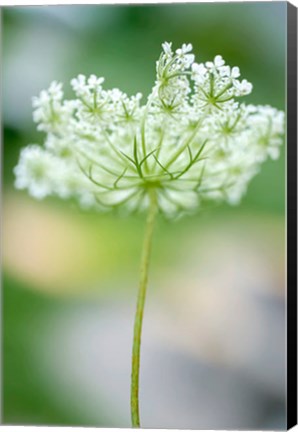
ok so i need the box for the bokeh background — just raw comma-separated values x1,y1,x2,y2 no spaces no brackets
2,3,286,429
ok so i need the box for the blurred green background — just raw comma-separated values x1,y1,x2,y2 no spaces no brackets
2,3,286,429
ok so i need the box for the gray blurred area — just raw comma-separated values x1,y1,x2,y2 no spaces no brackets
36,295,285,429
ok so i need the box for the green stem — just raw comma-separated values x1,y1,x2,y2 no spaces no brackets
164,120,201,170
131,188,158,428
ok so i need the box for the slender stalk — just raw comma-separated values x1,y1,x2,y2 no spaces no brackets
164,120,201,170
131,188,158,428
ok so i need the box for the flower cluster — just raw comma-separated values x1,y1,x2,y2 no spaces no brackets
14,42,284,218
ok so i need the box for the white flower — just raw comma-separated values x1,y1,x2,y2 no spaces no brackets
87,74,105,88
234,79,253,96
231,66,240,78
162,41,173,57
70,74,87,96
176,43,193,55
176,43,194,68
206,55,225,70
15,42,284,218
32,81,74,134
214,55,225,67
14,145,63,199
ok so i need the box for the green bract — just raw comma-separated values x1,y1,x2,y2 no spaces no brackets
14,42,284,218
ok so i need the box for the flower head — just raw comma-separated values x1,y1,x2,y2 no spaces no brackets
14,42,284,218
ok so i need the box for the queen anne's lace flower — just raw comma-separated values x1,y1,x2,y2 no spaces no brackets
14,42,284,218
